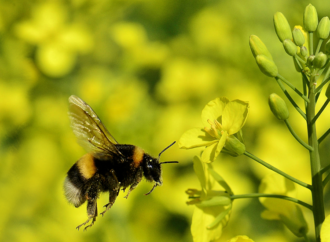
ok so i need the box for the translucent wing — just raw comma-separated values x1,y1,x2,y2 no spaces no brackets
68,95,123,160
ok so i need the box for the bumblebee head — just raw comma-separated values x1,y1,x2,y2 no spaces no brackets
143,141,178,195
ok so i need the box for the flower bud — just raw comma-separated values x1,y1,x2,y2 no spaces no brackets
274,12,292,42
325,40,330,54
225,135,245,156
268,93,289,120
256,55,278,77
317,17,330,39
292,28,305,46
326,83,330,100
283,39,297,56
307,55,315,65
314,52,327,69
300,46,308,57
249,35,273,60
304,4,318,32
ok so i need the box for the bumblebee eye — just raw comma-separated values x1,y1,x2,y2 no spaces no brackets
147,163,152,169
149,159,152,162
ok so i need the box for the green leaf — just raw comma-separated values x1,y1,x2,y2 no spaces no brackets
201,97,229,128
178,128,217,149
222,100,249,135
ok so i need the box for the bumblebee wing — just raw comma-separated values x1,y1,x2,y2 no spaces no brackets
68,95,123,160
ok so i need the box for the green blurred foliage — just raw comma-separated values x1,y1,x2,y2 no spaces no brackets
1,0,330,241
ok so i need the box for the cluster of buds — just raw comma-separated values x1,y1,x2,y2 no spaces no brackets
250,4,330,79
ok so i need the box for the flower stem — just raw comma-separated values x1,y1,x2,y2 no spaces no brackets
275,78,306,120
244,151,312,190
307,73,325,242
284,120,313,151
323,172,330,188
276,74,310,103
315,39,323,55
231,193,313,210
309,32,314,55
318,127,330,144
311,99,329,124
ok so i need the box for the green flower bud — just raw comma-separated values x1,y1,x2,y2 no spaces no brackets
225,135,245,156
325,39,330,54
300,46,308,57
292,28,305,46
314,52,327,68
274,12,292,42
304,4,318,32
249,35,273,60
293,57,301,72
317,17,330,39
325,83,330,99
307,55,315,65
268,93,289,120
256,55,278,77
283,39,297,56
303,66,310,75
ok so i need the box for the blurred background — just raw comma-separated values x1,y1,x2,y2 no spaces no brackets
1,0,330,241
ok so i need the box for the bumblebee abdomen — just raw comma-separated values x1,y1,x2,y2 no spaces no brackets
64,153,97,207
77,153,97,179
64,176,86,207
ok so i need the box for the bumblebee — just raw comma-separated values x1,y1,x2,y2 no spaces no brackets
64,95,177,230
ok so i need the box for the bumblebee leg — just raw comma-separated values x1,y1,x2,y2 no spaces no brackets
76,198,98,231
101,170,120,216
124,177,142,199
76,177,100,231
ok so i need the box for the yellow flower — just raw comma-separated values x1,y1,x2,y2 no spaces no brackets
259,174,308,237
187,156,232,242
179,97,249,162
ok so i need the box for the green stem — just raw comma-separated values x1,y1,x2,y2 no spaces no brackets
295,54,306,64
275,78,307,120
323,172,330,188
318,128,330,144
320,164,330,175
307,73,325,242
311,99,329,124
315,39,323,55
309,32,314,55
276,74,310,103
315,77,330,94
244,151,312,190
284,120,313,151
231,193,313,210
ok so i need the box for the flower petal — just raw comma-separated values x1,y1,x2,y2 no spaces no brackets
222,100,249,135
178,128,217,149
201,97,229,128
321,214,330,242
226,235,255,242
201,142,218,163
191,206,229,242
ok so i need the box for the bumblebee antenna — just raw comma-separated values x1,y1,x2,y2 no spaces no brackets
160,161,179,165
145,183,158,195
158,141,176,161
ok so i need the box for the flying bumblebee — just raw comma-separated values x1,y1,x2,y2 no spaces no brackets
64,95,177,231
